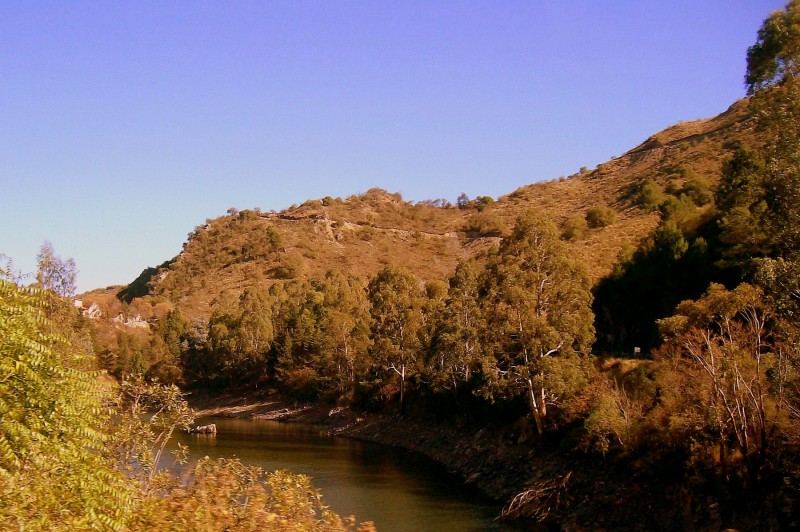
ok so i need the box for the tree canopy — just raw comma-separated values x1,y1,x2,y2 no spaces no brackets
747,0,800,93
35,240,77,297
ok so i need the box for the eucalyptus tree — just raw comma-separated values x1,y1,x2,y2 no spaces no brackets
741,0,800,257
368,266,424,411
428,259,484,395
657,283,797,483
480,211,594,435
746,0,800,93
315,271,372,397
207,286,274,385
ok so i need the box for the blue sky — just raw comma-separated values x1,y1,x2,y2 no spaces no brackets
0,1,786,292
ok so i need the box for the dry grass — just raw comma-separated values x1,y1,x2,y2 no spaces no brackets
84,99,758,321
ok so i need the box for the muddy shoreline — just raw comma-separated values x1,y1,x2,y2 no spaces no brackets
187,391,534,504
186,390,783,530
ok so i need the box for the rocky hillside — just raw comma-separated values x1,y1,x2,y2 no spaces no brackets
87,98,755,320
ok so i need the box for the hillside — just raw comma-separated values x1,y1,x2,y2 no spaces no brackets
86,98,755,320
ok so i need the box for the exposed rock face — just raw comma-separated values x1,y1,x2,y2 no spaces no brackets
113,313,149,329
82,302,102,319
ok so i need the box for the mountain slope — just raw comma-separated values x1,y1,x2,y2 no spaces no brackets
96,98,756,320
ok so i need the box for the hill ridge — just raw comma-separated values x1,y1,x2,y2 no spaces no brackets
86,97,757,322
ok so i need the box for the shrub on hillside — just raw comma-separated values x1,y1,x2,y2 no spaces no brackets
463,212,509,236
274,256,304,279
562,214,588,240
681,177,713,206
638,178,666,212
585,205,617,228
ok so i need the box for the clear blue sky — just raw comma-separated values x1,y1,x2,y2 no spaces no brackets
0,1,786,292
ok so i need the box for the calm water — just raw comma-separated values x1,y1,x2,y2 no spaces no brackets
166,417,512,531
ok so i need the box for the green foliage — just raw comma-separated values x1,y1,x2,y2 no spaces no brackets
681,176,713,206
274,255,304,279
561,214,588,240
741,1,800,258
463,211,509,236
657,283,799,482
310,272,372,396
480,211,595,434
746,0,800,93
270,273,372,399
659,193,706,233
265,225,283,251
585,205,617,228
427,260,483,395
583,388,629,455
205,286,274,386
474,195,495,211
0,278,134,529
638,178,666,212
368,266,424,409
0,265,369,531
593,221,714,353
714,146,773,262
754,257,800,321
755,83,800,257
117,260,172,303
110,379,194,493
132,458,372,531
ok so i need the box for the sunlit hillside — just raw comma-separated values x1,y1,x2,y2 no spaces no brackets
83,98,755,320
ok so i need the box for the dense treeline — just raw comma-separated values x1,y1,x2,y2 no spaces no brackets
6,2,800,527
99,4,800,524
0,270,374,530
108,212,600,436
594,1,800,357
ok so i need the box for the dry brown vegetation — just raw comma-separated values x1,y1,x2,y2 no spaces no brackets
83,99,756,320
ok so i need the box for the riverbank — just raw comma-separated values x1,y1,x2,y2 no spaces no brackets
188,390,535,500
186,390,713,530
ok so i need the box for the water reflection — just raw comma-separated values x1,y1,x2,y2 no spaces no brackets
167,417,513,531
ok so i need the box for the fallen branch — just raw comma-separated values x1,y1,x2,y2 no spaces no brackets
497,471,572,522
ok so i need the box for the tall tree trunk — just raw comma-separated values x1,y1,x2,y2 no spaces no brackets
528,379,544,435
400,363,406,415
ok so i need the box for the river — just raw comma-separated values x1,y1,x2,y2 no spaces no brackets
167,416,514,531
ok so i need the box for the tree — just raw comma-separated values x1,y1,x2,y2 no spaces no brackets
428,260,483,395
206,286,274,386
35,240,77,297
269,280,327,399
368,267,424,411
657,283,794,483
0,276,134,529
744,1,800,257
638,178,666,212
715,147,772,261
237,287,274,367
0,266,370,531
592,221,714,353
315,272,372,397
419,280,448,366
561,214,588,241
111,379,194,494
146,308,189,384
480,212,595,434
746,0,800,93
132,458,373,531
